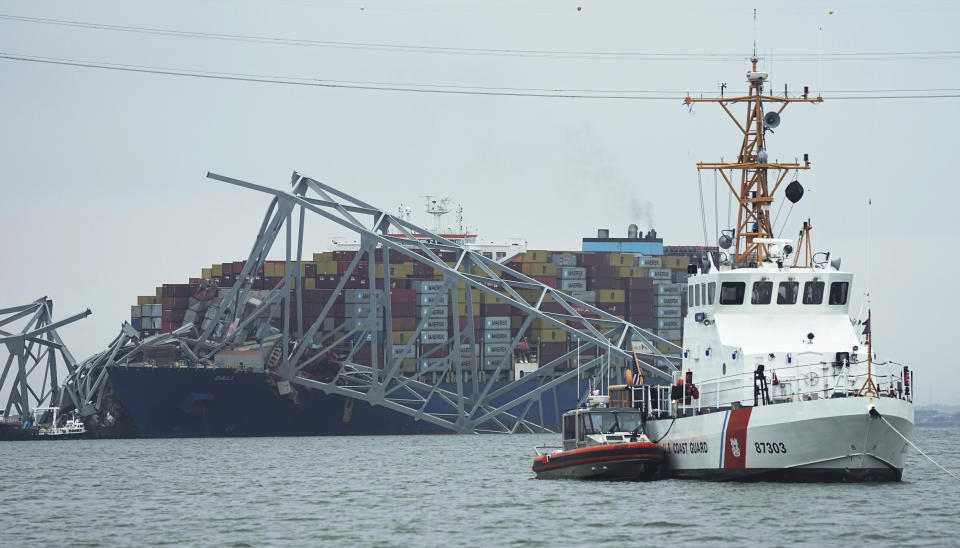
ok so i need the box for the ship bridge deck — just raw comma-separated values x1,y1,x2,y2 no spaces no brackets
713,313,860,354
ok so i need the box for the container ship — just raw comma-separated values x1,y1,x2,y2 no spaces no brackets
64,178,696,437
103,229,699,438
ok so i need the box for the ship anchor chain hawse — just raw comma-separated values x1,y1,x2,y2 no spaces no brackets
635,56,915,481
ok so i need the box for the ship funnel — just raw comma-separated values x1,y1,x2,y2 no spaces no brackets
763,111,781,128
628,224,638,239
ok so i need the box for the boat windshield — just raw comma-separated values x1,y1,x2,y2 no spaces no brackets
581,411,644,434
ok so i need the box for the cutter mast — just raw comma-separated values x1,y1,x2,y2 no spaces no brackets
686,57,822,267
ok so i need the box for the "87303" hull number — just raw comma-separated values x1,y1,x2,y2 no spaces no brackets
755,441,787,454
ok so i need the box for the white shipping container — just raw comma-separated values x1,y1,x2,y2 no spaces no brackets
345,304,384,318
551,253,577,266
635,256,662,268
657,318,682,329
657,295,682,307
131,305,141,318
654,283,683,295
483,316,510,330
648,268,672,279
559,279,587,291
655,306,682,318
149,317,162,329
559,267,586,280
413,280,445,293
344,289,383,304
420,330,448,344
483,330,512,343
419,358,448,372
656,329,683,340
416,305,448,318
419,293,449,306
423,318,448,330
569,290,596,302
391,346,416,359
484,343,510,357
346,317,383,331
483,357,507,370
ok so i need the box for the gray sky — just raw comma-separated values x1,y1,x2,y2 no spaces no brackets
2,0,957,404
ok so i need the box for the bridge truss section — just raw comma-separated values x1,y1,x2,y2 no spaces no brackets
0,297,90,420
184,171,681,434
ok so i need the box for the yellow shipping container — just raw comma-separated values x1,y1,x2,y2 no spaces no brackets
401,358,418,375
521,263,558,277
519,250,550,263
481,293,510,305
212,263,223,277
605,253,635,267
137,295,153,305
317,261,339,275
597,289,626,303
202,268,213,279
303,277,316,289
617,267,645,278
662,255,691,269
535,328,568,342
392,331,415,344
312,252,334,263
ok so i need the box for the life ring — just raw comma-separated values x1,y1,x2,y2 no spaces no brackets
805,371,819,386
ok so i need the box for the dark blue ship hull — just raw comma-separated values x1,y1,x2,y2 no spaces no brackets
107,366,577,438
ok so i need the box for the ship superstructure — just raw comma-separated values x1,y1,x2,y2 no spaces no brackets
640,57,914,481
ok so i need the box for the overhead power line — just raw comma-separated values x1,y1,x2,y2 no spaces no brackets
2,52,960,100
3,13,960,61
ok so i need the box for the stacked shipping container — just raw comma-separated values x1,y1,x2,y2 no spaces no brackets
130,244,714,379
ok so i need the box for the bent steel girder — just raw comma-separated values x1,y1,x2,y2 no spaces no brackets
0,297,89,420
193,170,680,433
61,322,200,417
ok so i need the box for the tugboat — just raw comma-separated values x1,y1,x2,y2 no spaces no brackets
636,55,914,481
33,407,88,439
532,389,665,481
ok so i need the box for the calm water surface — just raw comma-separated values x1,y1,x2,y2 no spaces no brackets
2,428,958,546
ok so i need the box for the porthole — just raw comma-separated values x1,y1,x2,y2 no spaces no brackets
722,363,727,375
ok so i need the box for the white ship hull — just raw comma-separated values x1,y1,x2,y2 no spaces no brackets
644,396,914,482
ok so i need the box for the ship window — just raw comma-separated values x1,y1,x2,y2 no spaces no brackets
700,284,707,307
803,281,825,304
708,282,716,304
829,282,849,305
751,281,773,304
777,282,798,304
695,284,701,307
719,282,746,305
563,414,576,440
688,285,694,305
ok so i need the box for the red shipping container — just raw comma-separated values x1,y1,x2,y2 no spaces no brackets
587,277,616,290
420,344,450,357
457,317,481,330
481,304,511,316
222,262,234,276
392,317,417,331
578,253,605,267
332,251,357,262
532,276,557,288
391,303,416,317
161,321,177,333
390,289,416,303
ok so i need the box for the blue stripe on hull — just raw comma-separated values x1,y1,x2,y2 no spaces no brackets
107,367,577,438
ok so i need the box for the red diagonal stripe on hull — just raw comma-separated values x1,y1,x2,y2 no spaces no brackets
723,407,753,469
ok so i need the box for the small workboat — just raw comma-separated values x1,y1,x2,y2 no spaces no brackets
532,392,665,481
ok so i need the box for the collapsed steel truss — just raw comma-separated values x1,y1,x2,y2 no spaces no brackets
63,171,681,434
0,298,89,420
